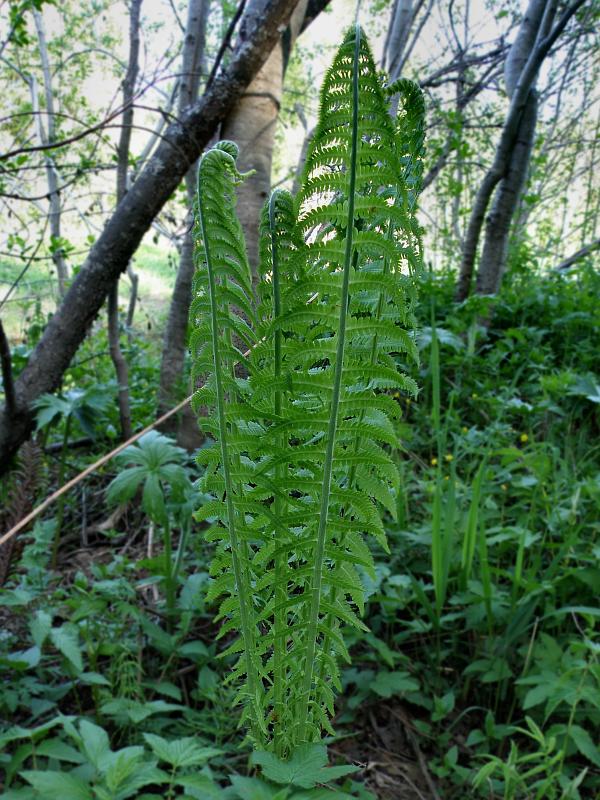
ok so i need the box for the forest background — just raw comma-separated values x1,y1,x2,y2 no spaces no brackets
0,0,599,797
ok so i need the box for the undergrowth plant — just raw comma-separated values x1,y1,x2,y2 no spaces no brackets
189,25,425,756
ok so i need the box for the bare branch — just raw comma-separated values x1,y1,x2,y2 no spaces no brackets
555,237,600,271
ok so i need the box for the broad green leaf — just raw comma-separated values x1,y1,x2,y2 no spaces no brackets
21,770,92,800
30,610,52,648
0,718,73,749
80,671,111,686
100,698,182,724
106,466,147,505
104,758,166,798
371,671,420,698
229,775,291,799
252,745,358,789
0,645,41,671
522,682,553,710
49,625,83,673
569,724,600,767
179,640,210,659
78,719,110,770
176,774,223,796
35,738,85,764
143,733,222,768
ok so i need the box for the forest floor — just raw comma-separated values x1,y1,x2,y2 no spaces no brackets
2,265,599,798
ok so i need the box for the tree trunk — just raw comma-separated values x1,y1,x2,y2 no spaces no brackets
221,0,309,277
455,0,584,301
32,11,68,299
157,0,210,445
0,0,303,475
108,0,143,441
384,0,414,81
472,0,555,296
475,92,538,295
581,110,599,246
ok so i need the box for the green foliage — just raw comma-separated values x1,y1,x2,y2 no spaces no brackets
107,430,193,626
33,386,112,439
189,25,424,754
107,431,191,526
1,14,599,800
251,744,358,789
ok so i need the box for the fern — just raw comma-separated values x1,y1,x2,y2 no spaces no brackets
189,26,425,756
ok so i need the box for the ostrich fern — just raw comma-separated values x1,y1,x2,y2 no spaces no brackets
189,25,425,756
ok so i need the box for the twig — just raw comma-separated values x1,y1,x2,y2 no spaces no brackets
0,224,48,311
389,708,442,800
204,0,248,93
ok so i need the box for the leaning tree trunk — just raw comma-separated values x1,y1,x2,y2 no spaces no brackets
0,0,303,476
455,0,585,301
157,0,210,446
220,0,309,277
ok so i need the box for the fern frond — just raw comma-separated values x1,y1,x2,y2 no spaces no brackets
191,140,265,744
189,25,426,757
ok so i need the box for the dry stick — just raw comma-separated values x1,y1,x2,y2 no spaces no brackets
0,395,190,548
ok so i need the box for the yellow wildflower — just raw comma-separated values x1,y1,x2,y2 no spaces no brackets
445,454,453,462
520,433,529,443
431,457,438,466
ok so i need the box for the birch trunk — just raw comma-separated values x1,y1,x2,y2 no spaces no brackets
475,92,538,295
473,0,555,296
220,0,309,277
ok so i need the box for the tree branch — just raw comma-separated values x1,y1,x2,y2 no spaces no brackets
555,237,600,271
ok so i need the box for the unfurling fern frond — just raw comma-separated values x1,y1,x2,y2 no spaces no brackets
189,141,265,744
189,25,426,757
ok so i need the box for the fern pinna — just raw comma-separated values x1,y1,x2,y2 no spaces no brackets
189,26,425,756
